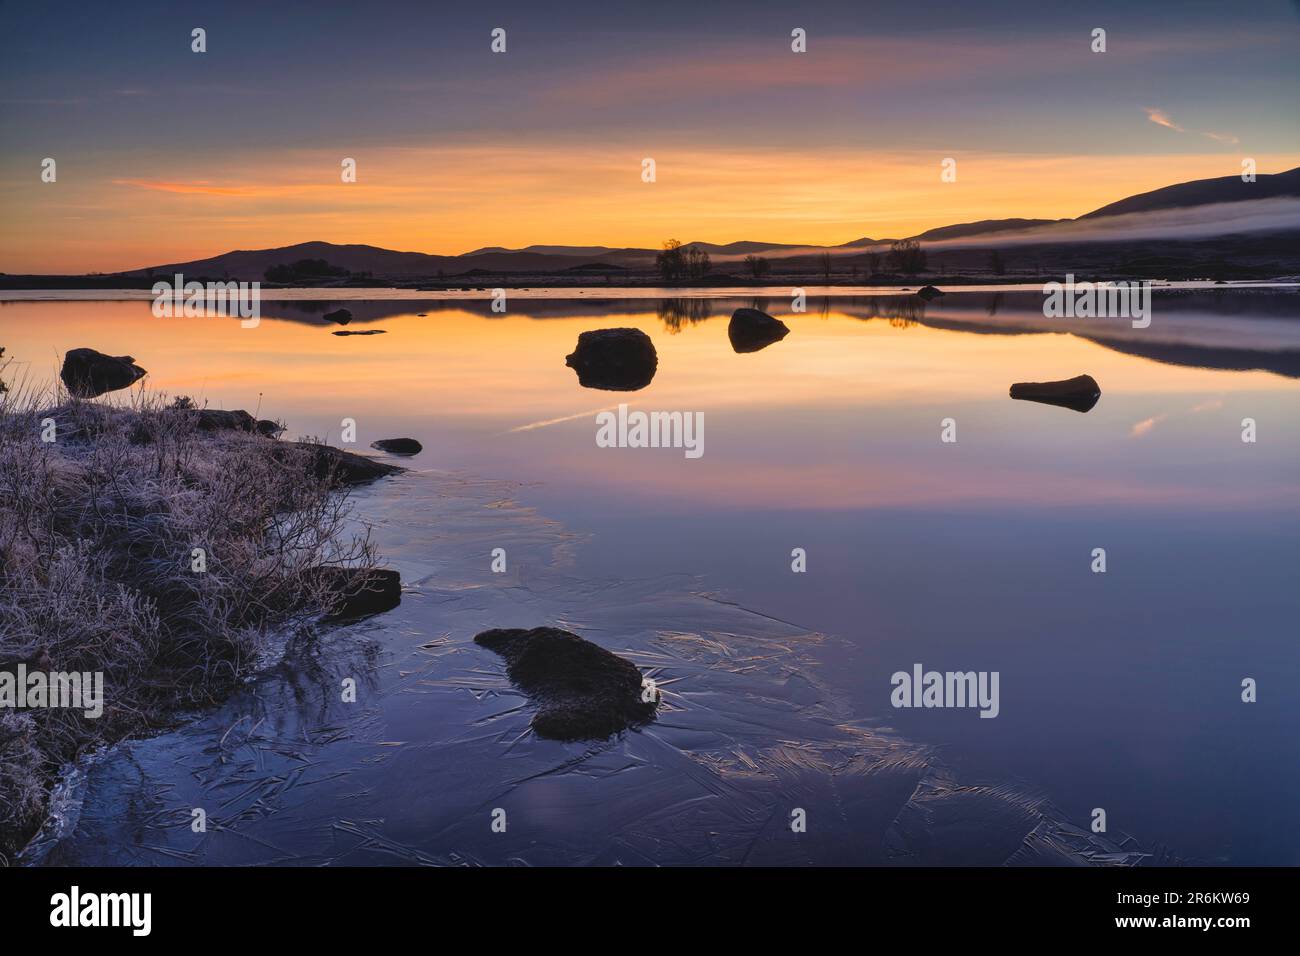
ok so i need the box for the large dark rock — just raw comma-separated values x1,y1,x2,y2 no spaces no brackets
311,567,401,620
916,285,945,301
474,626,659,740
371,438,422,455
60,348,147,398
274,442,403,486
1009,374,1101,413
564,328,657,391
728,308,789,353
323,308,353,325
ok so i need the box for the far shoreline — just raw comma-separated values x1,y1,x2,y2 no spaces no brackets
3,278,1299,302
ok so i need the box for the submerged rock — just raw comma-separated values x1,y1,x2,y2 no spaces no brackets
323,308,353,325
332,329,385,336
371,438,422,455
1009,374,1101,413
311,567,402,620
728,308,790,353
916,285,945,301
474,626,659,740
564,328,657,391
60,348,147,398
274,442,403,485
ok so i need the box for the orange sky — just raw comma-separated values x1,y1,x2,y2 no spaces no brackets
5,148,1298,274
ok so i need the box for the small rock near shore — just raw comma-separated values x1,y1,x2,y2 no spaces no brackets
916,285,945,300
371,438,422,455
474,626,659,740
274,441,403,486
323,308,353,325
311,567,402,620
193,408,283,437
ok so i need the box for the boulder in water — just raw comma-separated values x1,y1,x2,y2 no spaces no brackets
1009,374,1101,413
564,328,657,391
60,348,147,398
728,308,789,353
371,438,422,455
474,626,659,740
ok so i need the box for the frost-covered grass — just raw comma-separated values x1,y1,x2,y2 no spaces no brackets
0,378,376,862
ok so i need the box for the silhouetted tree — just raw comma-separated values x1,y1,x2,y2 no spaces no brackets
887,239,926,275
818,251,833,281
656,239,686,282
743,254,771,279
265,258,349,283
685,245,712,279
989,250,1006,276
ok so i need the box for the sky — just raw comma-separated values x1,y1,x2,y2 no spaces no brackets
1,0,1298,273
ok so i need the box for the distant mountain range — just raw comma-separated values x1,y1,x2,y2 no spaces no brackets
62,165,1300,281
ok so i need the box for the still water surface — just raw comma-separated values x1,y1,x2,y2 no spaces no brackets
4,288,1297,865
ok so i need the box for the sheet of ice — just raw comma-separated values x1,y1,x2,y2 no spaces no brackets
29,470,1149,867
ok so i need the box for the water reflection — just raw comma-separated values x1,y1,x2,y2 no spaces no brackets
227,289,1300,378
656,297,713,333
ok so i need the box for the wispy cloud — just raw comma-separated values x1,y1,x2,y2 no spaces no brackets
113,179,265,197
1143,107,1186,132
1203,131,1241,146
1143,106,1239,146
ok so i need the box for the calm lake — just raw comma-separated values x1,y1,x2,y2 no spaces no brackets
4,286,1298,865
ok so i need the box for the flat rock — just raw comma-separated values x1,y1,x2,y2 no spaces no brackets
564,328,657,391
60,348,147,398
474,626,659,740
274,442,403,486
332,329,385,336
728,308,790,353
371,438,422,455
